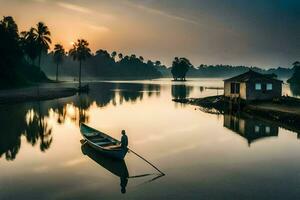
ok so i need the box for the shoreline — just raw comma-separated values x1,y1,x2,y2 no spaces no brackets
173,95,300,132
0,86,77,105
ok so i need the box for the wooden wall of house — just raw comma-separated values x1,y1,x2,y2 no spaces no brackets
224,81,247,99
246,81,282,100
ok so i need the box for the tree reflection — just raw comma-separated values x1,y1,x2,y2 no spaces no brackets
119,83,144,104
0,103,53,160
144,84,161,97
0,82,162,161
24,109,53,152
88,83,116,107
172,85,193,99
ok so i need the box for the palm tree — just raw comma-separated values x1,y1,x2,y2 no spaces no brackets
53,44,65,82
33,22,52,68
20,28,39,65
69,39,91,88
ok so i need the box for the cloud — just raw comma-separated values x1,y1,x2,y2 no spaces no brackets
57,2,92,14
33,0,47,2
124,0,199,25
88,24,110,33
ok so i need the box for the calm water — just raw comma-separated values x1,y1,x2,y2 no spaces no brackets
1,79,300,200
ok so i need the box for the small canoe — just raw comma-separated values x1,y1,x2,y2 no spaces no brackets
80,123,128,160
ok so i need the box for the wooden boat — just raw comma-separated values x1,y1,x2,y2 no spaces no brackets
80,123,128,160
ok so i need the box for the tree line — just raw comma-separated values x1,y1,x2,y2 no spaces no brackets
0,16,164,89
43,49,165,81
0,16,47,88
1,15,298,88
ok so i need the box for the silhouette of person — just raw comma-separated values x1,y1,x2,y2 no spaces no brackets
121,130,128,149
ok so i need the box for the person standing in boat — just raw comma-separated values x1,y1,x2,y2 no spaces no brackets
121,130,128,149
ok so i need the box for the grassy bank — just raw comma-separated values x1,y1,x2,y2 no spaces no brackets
0,86,77,104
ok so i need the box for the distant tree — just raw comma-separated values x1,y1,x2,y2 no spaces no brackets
288,61,300,84
111,51,117,60
96,49,110,58
69,39,91,88
53,44,65,82
292,61,300,69
155,61,161,67
130,54,136,60
147,60,153,66
118,53,123,60
33,22,51,68
171,57,193,81
0,16,21,66
0,16,18,38
139,56,144,62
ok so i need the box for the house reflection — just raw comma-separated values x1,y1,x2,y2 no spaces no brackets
224,114,279,146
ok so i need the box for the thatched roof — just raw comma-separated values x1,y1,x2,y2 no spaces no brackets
224,70,283,83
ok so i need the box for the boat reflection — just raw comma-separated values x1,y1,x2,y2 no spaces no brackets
81,141,165,194
224,113,279,146
81,143,129,193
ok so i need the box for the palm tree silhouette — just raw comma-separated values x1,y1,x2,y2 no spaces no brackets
20,28,39,65
69,39,91,88
53,44,65,82
33,22,52,68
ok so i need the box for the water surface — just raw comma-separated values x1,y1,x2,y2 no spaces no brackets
1,79,300,200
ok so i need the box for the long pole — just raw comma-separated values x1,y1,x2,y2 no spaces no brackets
128,148,165,175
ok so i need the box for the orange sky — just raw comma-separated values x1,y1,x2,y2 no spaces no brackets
0,0,299,67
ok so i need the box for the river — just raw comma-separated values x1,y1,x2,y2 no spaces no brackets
0,79,300,200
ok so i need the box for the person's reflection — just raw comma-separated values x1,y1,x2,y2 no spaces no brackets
120,176,128,194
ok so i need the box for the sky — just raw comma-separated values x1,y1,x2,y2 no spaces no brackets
0,0,299,68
